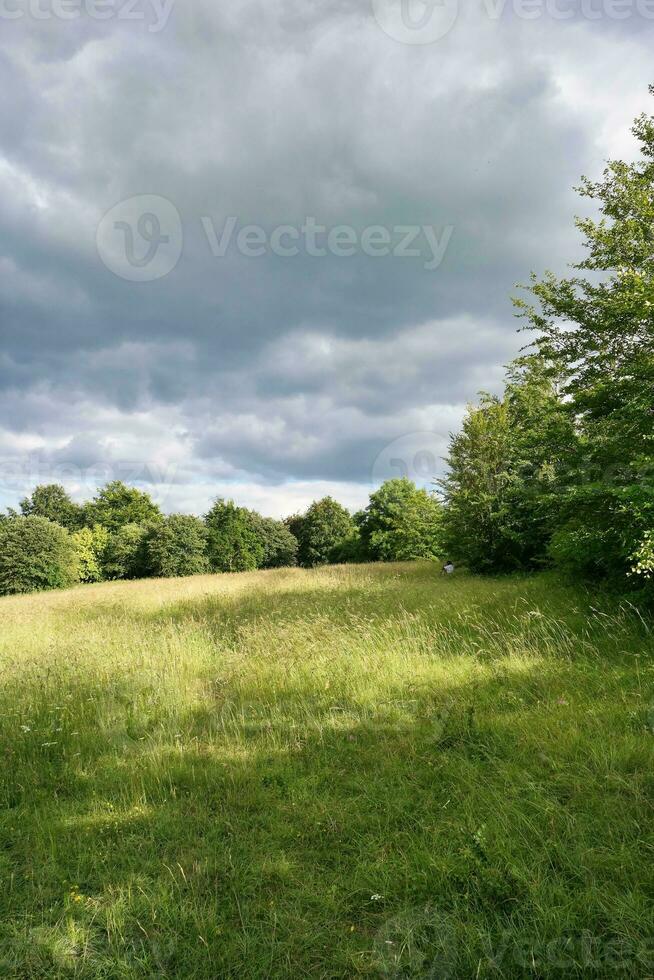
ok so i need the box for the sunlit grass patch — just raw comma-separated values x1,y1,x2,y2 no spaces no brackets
0,563,652,977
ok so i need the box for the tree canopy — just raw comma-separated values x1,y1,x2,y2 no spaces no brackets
0,517,78,595
357,478,444,562
85,481,162,534
204,499,265,572
20,484,82,531
291,497,356,568
442,90,654,597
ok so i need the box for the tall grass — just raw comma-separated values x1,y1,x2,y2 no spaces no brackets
0,563,652,977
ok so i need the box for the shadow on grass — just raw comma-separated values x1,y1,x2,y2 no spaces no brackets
1,565,652,976
1,648,653,979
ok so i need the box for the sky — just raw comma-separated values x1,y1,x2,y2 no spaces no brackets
0,0,652,518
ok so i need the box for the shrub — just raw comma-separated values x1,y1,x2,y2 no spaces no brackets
547,483,654,585
293,497,355,568
328,531,366,564
252,516,298,568
0,516,79,595
101,523,151,580
145,515,209,578
72,525,110,583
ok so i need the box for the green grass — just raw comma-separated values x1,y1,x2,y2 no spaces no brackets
0,562,653,978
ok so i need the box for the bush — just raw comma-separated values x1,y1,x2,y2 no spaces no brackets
292,497,355,568
252,516,298,568
101,523,151,580
205,500,265,572
0,517,79,595
72,525,109,583
145,515,209,578
547,483,654,585
328,531,366,564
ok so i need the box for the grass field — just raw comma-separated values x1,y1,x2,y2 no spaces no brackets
1,562,653,978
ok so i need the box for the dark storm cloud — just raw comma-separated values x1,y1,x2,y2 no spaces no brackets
0,0,651,514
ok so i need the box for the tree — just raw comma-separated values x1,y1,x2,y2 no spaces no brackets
502,356,579,566
329,529,367,564
516,89,654,588
101,523,151,580
284,513,305,545
144,514,209,578
251,515,298,568
85,481,162,534
0,517,79,595
439,395,515,572
293,497,355,567
20,484,82,530
204,499,265,572
358,478,444,562
71,525,109,583
440,359,578,573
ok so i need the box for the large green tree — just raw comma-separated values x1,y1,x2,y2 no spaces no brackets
204,499,265,572
251,515,298,569
440,358,576,573
101,523,151,580
20,484,82,531
0,517,79,595
440,394,514,572
357,478,444,562
516,90,654,586
85,481,162,534
145,514,209,578
292,497,355,567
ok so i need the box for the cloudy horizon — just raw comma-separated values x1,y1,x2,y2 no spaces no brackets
1,0,652,518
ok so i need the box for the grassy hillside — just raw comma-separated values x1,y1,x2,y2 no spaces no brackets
0,563,652,978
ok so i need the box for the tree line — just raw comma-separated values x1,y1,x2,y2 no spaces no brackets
0,478,444,596
440,91,653,603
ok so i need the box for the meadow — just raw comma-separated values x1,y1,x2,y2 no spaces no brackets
0,562,653,978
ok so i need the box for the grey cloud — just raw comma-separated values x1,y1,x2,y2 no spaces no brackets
0,0,651,513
